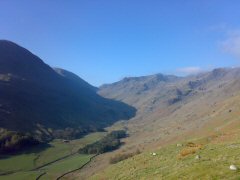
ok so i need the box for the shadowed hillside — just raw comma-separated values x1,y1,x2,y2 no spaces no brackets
0,40,136,142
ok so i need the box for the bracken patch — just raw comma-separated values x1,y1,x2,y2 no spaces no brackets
178,142,203,158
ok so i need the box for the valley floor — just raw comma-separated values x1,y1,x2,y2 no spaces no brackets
0,132,106,180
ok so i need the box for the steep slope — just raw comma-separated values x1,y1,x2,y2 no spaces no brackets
99,73,185,115
0,40,136,141
91,89,240,179
54,68,98,92
99,68,240,122
99,68,240,139
92,127,240,179
75,68,240,179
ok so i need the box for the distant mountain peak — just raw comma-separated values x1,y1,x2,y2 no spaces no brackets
212,67,227,74
121,73,176,83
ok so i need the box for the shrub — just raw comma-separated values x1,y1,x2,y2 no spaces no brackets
178,142,203,158
110,149,141,164
79,130,127,154
0,129,40,154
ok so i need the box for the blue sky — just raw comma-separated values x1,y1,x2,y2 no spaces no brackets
1,1,240,86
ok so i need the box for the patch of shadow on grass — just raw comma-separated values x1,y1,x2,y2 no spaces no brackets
0,143,52,160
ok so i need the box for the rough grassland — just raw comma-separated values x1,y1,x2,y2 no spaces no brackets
91,131,240,180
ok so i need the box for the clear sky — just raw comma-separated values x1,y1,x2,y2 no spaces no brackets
1,0,240,86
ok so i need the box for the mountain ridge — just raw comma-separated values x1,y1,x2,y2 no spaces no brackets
97,66,240,149
0,40,136,141
74,67,240,179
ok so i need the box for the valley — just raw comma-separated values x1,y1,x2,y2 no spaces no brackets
66,69,240,179
1,40,240,179
2,1,240,179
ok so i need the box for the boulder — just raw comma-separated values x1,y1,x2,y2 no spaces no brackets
230,165,238,171
195,155,201,160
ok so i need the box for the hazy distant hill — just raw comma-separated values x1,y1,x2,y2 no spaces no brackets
99,68,240,118
98,67,240,150
0,40,136,141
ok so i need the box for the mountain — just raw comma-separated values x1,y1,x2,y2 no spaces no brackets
99,68,240,117
87,68,240,180
72,68,240,179
54,68,98,92
99,73,182,114
97,67,240,152
0,40,136,141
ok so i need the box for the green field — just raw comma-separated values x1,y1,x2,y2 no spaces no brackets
41,154,93,179
0,132,106,180
0,172,42,180
0,153,36,173
91,133,240,180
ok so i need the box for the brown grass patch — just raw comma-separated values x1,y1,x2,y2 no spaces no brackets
178,142,203,158
110,149,141,164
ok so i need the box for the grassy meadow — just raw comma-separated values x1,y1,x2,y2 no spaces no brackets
0,132,106,180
